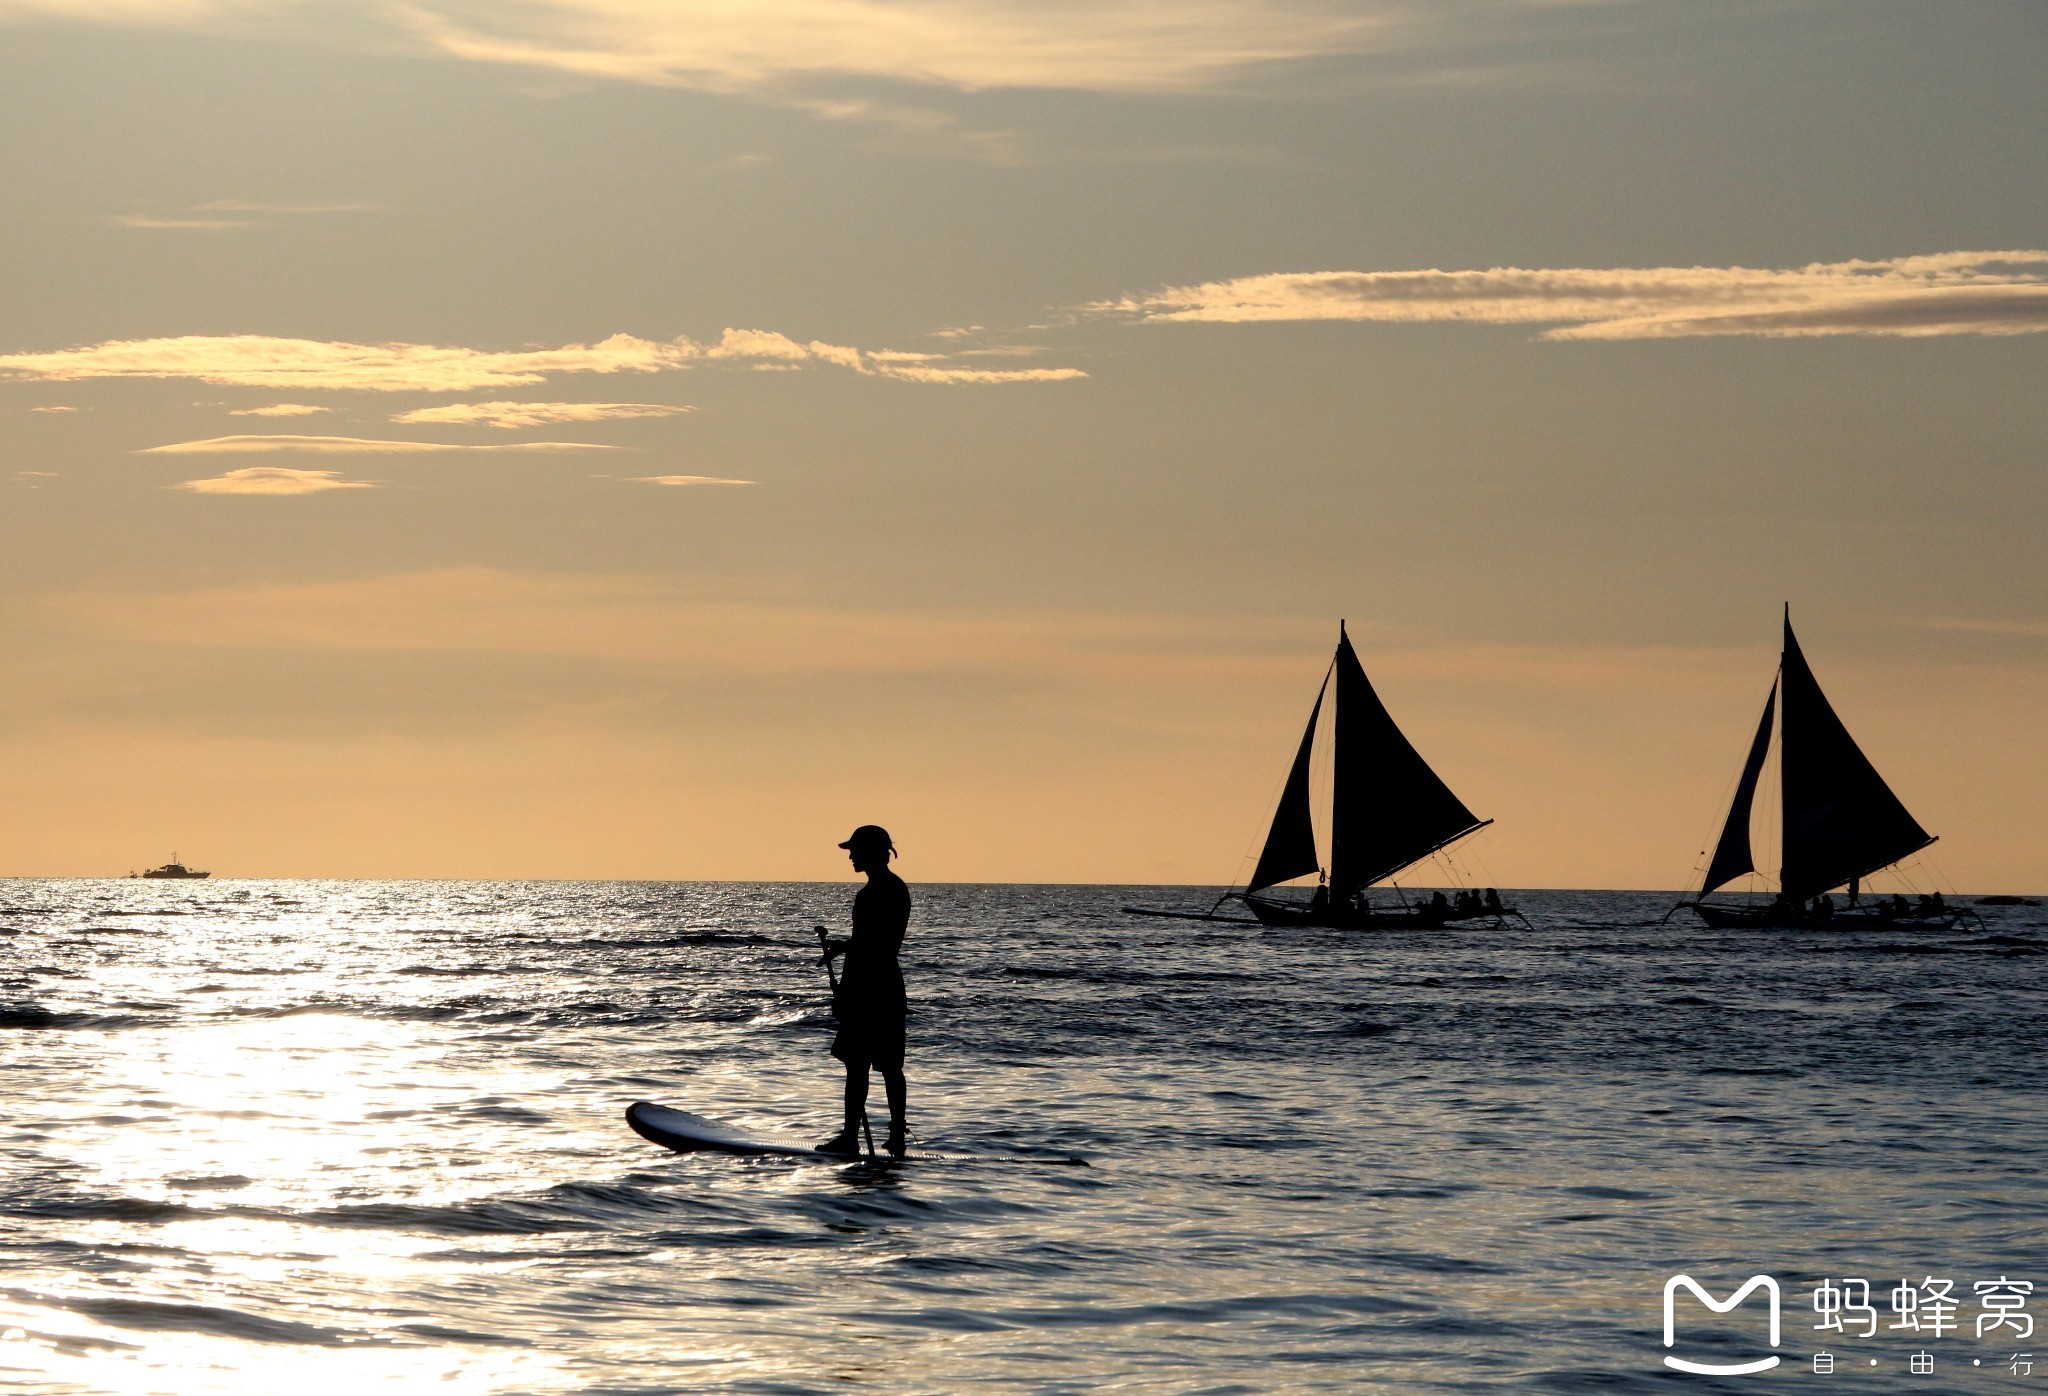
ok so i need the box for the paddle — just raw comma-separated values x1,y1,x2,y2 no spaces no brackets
815,925,878,1159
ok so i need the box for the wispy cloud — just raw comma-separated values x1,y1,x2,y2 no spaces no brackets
30,404,79,413
618,474,754,486
865,362,1084,383
174,467,376,496
229,403,331,417
1,333,681,392
0,1,1431,164
110,198,375,231
0,329,1084,391
1096,251,2048,339
393,0,1389,95
112,214,258,231
696,328,1084,381
140,434,624,454
0,0,1644,158
394,400,695,428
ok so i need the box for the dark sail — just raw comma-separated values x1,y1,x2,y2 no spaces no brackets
1328,623,1486,897
1700,680,1776,894
1777,611,1934,901
1247,667,1329,893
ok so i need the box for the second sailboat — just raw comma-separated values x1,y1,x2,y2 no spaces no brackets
1674,608,1966,931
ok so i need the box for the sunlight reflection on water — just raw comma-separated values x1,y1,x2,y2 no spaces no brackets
0,1308,564,1395
0,880,2044,1391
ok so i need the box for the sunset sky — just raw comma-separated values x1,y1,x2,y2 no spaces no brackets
3,0,2044,886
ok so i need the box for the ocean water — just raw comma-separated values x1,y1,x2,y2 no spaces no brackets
0,880,2044,1394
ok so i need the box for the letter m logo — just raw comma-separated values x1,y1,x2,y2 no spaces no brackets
1663,1274,1782,1375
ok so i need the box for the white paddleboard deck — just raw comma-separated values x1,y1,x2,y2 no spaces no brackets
626,1101,893,1161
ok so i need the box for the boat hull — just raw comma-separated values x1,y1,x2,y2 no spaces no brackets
1686,901,1958,932
1240,893,1506,931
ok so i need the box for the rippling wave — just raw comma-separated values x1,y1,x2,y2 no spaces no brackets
0,880,2043,1392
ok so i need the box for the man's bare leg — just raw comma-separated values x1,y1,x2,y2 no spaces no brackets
843,1060,871,1137
881,1067,907,1154
818,1061,868,1154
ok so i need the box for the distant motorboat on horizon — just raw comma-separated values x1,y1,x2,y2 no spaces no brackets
136,854,209,880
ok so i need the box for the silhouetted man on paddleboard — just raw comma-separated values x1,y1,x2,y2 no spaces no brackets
816,825,910,1156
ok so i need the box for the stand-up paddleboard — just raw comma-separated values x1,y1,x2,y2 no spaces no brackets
626,1101,889,1161
626,1101,1083,1166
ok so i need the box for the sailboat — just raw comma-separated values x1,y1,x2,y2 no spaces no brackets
1126,622,1509,930
1677,609,1963,930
